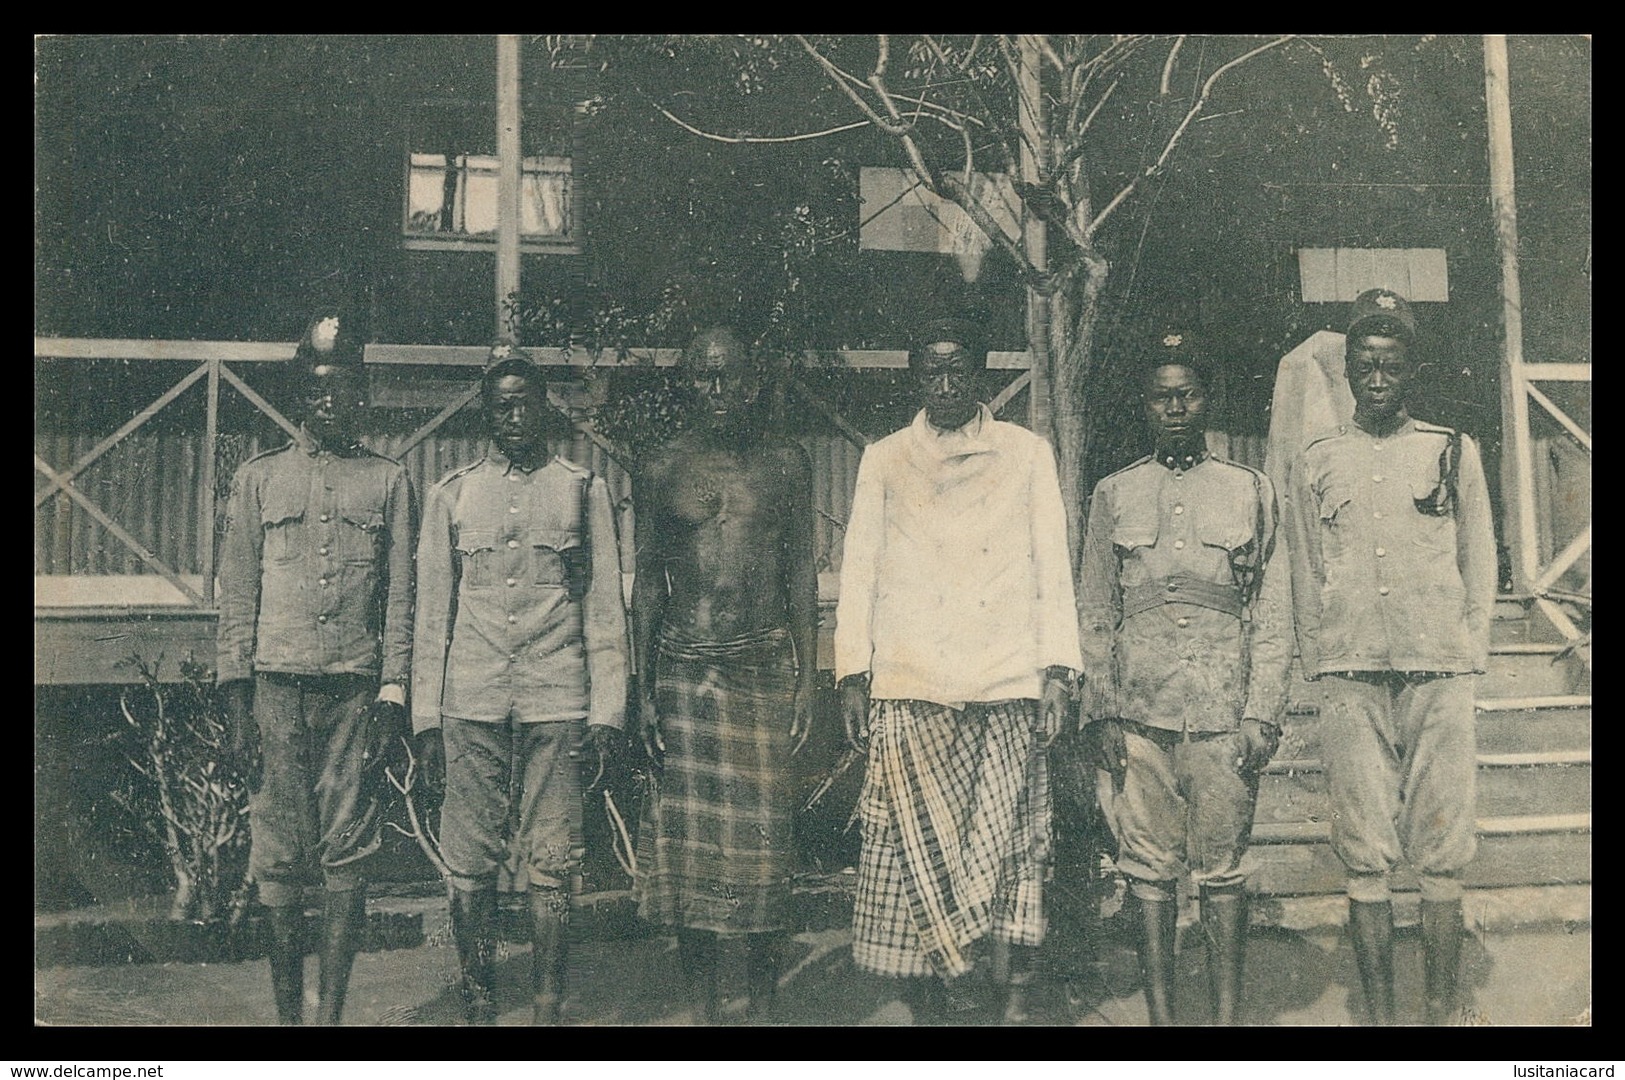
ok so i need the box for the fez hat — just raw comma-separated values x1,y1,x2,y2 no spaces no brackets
1141,328,1212,386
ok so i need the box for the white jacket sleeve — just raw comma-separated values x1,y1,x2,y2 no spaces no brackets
1030,437,1083,673
833,443,884,682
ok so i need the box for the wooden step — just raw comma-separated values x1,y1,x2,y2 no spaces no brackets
1277,701,1589,758
1254,757,1591,824
1245,826,1590,897
1480,649,1588,698
1476,706,1591,755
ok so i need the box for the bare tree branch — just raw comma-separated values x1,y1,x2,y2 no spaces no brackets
1160,35,1187,96
922,35,1018,173
794,35,913,137
1089,35,1295,236
649,99,874,144
1033,34,1067,72
861,35,939,189
1079,78,1119,139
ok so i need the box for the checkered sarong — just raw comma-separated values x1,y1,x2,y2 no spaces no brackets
852,699,1050,979
633,627,798,934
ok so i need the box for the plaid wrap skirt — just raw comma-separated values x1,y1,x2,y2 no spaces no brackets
633,627,798,934
852,699,1050,979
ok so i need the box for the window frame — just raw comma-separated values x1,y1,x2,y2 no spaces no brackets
401,99,584,256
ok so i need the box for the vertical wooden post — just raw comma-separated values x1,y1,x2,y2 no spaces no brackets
200,358,220,606
496,34,522,345
1018,35,1051,438
1484,34,1537,591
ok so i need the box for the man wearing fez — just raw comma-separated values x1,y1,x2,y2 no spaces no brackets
217,311,416,1025
631,327,818,1023
1286,289,1495,1025
835,316,1081,1023
1076,333,1292,1025
412,346,629,1024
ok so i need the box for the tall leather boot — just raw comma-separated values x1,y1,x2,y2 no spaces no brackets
1137,895,1179,1026
1348,899,1396,1025
1200,888,1248,1026
314,888,365,1026
449,887,498,1025
745,932,783,1023
530,886,569,1025
266,905,305,1026
676,928,719,1024
1421,899,1464,1025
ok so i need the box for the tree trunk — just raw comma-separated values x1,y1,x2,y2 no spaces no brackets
1049,260,1110,577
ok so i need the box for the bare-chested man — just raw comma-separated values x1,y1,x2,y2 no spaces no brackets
631,327,818,1023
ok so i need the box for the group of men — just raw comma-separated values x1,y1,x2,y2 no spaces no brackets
217,287,1494,1027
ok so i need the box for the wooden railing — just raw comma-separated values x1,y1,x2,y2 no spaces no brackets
35,337,1041,616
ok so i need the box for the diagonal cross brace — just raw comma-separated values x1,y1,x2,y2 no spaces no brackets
33,454,208,608
34,361,210,510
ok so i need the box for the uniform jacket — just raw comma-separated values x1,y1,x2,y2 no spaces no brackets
1077,452,1293,733
834,405,1083,709
1286,417,1496,676
216,438,416,686
412,449,629,733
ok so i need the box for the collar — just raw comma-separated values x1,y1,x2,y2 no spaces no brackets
910,403,996,460
1351,414,1416,441
296,426,365,458
489,444,554,475
1153,443,1209,472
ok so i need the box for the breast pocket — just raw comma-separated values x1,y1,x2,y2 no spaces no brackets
1110,507,1160,552
338,504,385,566
1195,508,1254,555
260,490,305,565
1407,476,1458,556
1315,484,1355,565
533,527,587,598
456,529,498,588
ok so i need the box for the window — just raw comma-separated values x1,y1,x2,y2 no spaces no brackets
403,102,581,254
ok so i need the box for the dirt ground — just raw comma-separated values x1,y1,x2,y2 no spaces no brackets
34,904,1590,1028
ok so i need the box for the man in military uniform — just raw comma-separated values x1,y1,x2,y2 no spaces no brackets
217,311,417,1025
1285,289,1496,1025
1076,334,1292,1025
631,327,818,1023
412,347,628,1025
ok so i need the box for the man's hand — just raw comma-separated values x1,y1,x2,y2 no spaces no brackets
360,699,410,786
790,682,815,756
1236,718,1282,776
840,676,870,752
1090,718,1129,795
220,679,258,784
640,697,665,761
412,728,446,801
585,723,620,791
1038,670,1073,749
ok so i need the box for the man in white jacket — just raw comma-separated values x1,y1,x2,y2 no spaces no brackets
835,316,1082,1023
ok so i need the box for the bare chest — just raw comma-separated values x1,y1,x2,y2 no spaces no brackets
666,456,781,528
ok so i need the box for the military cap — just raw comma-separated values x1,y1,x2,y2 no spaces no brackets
293,310,365,368
1348,288,1417,343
